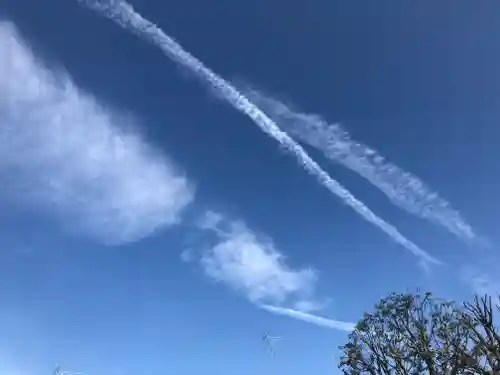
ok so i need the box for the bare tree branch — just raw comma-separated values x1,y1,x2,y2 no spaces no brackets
339,292,500,375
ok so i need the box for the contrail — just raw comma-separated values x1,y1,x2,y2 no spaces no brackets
243,88,477,242
261,305,355,332
77,0,441,267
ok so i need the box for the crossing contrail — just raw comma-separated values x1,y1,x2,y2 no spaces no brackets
77,0,441,267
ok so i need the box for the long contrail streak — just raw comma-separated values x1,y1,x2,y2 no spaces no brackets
243,88,477,242
261,305,355,332
78,0,441,267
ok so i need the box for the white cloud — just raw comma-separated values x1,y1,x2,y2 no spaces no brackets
198,211,317,306
243,88,478,243
180,248,195,263
0,21,194,244
462,266,500,297
470,275,499,296
197,210,224,233
261,305,355,332
192,212,355,330
293,299,328,313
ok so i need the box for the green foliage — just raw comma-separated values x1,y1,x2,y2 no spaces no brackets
339,292,500,375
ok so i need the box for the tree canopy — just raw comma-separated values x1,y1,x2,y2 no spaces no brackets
339,292,500,375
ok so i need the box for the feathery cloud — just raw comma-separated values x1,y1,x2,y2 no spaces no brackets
197,211,318,306
261,305,355,332
462,266,500,297
0,21,194,244
78,0,440,267
243,88,477,242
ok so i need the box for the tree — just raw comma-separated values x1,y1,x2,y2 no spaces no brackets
338,292,500,375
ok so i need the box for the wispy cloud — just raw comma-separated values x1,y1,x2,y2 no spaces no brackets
462,265,500,297
261,305,355,332
469,274,500,297
243,88,477,242
195,212,356,331
78,0,440,267
0,21,194,244
196,211,318,307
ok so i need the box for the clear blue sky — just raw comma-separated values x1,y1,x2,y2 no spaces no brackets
1,1,499,374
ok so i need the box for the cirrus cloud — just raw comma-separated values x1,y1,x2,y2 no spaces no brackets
0,21,194,244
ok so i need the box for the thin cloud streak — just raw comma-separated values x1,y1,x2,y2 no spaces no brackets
0,21,193,244
261,305,355,332
244,89,476,242
462,265,500,297
78,0,441,267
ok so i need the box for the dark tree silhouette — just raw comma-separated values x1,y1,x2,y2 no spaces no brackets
339,292,500,375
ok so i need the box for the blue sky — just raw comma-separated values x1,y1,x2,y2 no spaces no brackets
1,0,499,374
